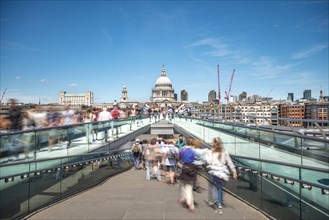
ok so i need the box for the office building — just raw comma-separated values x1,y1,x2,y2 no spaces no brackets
208,90,216,103
181,90,188,101
287,93,294,102
303,90,312,100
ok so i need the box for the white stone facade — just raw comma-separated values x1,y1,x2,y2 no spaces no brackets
59,91,93,106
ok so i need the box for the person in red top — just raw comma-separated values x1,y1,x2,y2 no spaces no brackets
111,107,119,120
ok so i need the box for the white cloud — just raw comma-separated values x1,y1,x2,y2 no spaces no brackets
189,38,231,57
248,57,301,79
68,83,78,87
15,76,22,80
291,44,328,59
189,55,203,63
188,37,250,63
40,79,47,83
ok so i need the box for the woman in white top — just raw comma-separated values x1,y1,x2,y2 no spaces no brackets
205,137,237,214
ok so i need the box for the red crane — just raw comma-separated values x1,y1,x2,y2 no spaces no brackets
217,65,221,104
225,69,235,103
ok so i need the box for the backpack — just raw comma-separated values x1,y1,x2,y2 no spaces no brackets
132,144,140,154
152,147,162,160
167,147,176,159
180,148,195,164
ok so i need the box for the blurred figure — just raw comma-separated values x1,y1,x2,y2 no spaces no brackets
205,137,237,215
110,107,119,136
20,109,35,158
118,107,126,119
178,140,197,213
47,108,62,151
131,138,142,170
98,107,112,142
8,98,22,131
30,106,48,128
84,109,93,144
175,134,185,150
141,139,148,170
91,107,99,142
0,118,11,132
62,104,75,126
162,139,179,185
111,107,119,120
61,104,76,147
191,139,207,193
29,106,48,151
148,138,162,181
142,139,151,180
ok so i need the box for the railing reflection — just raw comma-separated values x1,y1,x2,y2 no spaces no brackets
0,116,151,164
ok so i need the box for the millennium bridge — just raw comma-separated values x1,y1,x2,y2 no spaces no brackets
0,115,328,220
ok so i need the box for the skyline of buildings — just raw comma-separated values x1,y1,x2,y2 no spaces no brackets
2,64,328,106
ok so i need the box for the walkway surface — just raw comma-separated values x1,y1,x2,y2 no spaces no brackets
27,168,268,220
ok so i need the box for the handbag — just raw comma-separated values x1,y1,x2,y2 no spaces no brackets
176,162,183,178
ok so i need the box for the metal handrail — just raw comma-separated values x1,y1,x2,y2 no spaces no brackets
196,112,329,124
0,115,150,137
0,149,133,180
173,124,329,186
231,155,329,173
176,115,329,142
234,163,329,191
0,147,131,168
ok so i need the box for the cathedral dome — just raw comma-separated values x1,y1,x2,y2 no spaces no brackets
154,67,172,87
151,65,176,102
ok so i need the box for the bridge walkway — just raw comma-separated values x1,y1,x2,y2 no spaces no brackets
27,168,268,220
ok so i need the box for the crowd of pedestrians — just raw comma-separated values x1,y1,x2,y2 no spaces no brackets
131,135,237,214
0,100,176,134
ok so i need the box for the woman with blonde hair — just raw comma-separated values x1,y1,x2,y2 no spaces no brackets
205,137,237,215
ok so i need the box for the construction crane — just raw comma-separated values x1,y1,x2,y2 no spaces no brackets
217,65,221,105
265,88,273,101
0,88,7,104
225,69,235,103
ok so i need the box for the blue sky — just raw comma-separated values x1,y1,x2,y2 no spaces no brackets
1,1,328,104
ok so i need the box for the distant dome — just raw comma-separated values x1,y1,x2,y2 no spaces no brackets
154,66,172,87
151,65,176,102
155,76,172,87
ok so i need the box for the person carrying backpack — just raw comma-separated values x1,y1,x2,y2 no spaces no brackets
131,139,142,170
162,140,179,185
177,141,197,213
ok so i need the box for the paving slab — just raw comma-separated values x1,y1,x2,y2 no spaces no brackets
28,168,269,220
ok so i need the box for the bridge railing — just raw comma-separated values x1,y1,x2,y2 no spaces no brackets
173,117,329,220
173,115,329,166
0,115,151,165
0,149,134,220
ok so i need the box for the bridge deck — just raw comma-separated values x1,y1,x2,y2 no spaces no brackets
28,169,268,220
